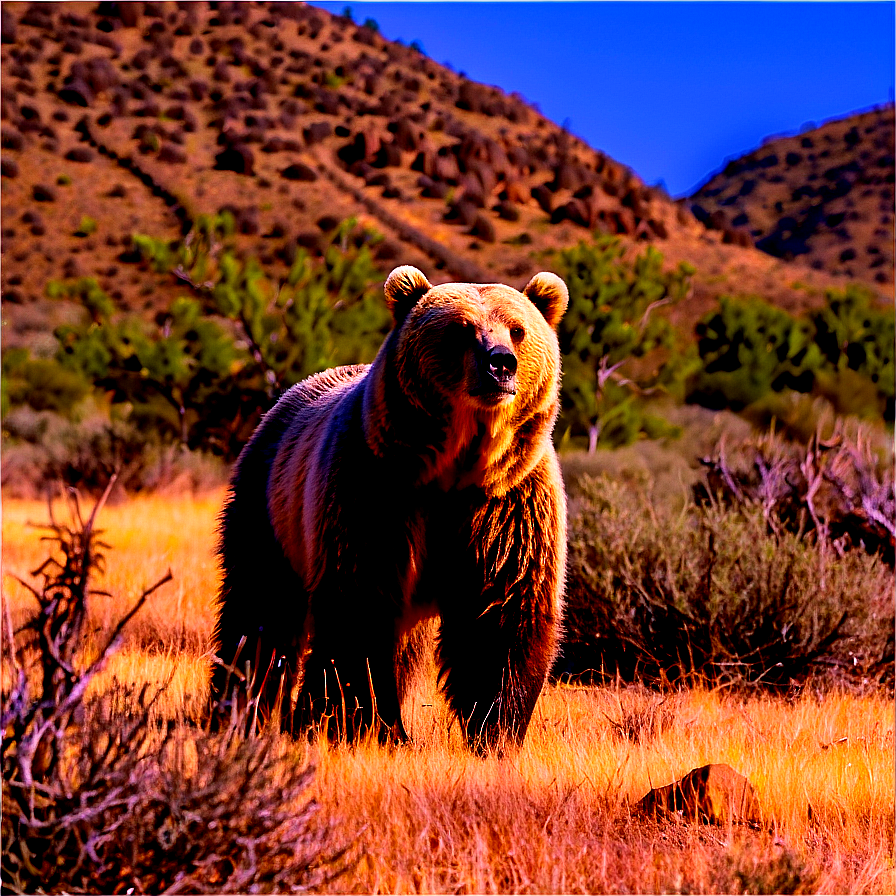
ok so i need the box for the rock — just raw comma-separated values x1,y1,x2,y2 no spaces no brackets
115,2,142,28
373,142,402,168
59,79,95,107
158,144,187,164
531,183,553,215
502,179,530,205
722,227,753,248
65,146,94,163
444,198,478,227
469,212,496,243
550,161,586,193
650,218,669,239
1,128,23,151
433,152,460,184
84,56,119,93
1,8,17,44
281,162,317,182
494,201,519,222
636,763,762,825
392,118,422,152
612,208,637,235
418,176,448,199
303,120,332,146
457,174,486,208
214,144,254,175
33,184,57,202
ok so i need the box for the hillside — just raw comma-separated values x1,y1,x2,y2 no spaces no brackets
690,105,894,288
1,0,891,355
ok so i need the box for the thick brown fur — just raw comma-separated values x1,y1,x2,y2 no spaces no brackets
214,266,568,752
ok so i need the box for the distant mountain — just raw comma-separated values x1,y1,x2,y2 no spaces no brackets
689,105,894,288
1,1,889,353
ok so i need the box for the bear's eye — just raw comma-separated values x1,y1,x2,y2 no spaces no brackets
445,320,473,344
510,326,526,342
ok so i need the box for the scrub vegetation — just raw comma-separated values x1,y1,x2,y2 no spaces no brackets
2,457,892,894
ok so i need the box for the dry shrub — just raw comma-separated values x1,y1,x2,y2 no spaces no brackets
1,483,351,894
602,687,677,744
654,834,821,895
560,468,894,689
697,425,894,565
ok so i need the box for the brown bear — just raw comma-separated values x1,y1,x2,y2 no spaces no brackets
213,266,568,752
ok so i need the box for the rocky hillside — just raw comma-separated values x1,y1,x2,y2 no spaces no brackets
1,1,889,353
690,105,894,289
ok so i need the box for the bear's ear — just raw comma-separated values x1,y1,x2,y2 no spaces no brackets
524,272,568,329
384,266,432,325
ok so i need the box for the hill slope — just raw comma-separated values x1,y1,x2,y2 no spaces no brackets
1,1,890,354
689,105,894,288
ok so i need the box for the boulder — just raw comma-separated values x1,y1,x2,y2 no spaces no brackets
469,212,496,243
214,144,254,175
281,162,318,182
1,8,17,43
636,763,762,825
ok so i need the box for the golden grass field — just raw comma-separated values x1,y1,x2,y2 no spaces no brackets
3,490,894,894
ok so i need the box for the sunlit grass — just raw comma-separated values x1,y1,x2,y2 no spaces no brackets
3,491,893,893
2,490,222,648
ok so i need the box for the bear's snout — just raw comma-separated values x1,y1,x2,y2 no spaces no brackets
472,341,517,400
488,345,518,380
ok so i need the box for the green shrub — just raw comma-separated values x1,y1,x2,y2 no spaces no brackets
74,215,97,237
46,276,115,322
690,295,823,409
552,237,699,450
131,214,389,392
52,288,258,454
11,216,389,465
559,473,894,689
1,347,91,418
690,287,894,421
812,284,895,417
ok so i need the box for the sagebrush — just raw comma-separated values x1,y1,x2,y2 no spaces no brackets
560,465,894,688
1,483,351,895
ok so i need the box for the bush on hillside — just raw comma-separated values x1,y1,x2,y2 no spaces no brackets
133,213,390,391
690,294,822,409
1,216,391,487
690,286,895,420
812,284,895,418
553,237,700,451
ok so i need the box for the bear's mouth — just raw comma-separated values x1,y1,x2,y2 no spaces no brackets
470,380,517,403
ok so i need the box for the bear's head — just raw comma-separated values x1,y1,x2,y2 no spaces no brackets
374,266,568,490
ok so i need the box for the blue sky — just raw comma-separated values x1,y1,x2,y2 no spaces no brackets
312,2,895,197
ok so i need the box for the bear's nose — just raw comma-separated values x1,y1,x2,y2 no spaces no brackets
488,345,517,380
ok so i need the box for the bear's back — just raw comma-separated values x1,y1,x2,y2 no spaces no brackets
266,364,370,581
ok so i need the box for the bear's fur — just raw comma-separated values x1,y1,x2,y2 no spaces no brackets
214,266,568,752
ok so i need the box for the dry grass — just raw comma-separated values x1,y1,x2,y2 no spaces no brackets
2,489,222,718
3,491,894,894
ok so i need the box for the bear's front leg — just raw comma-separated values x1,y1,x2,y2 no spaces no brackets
295,578,409,745
434,477,565,754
